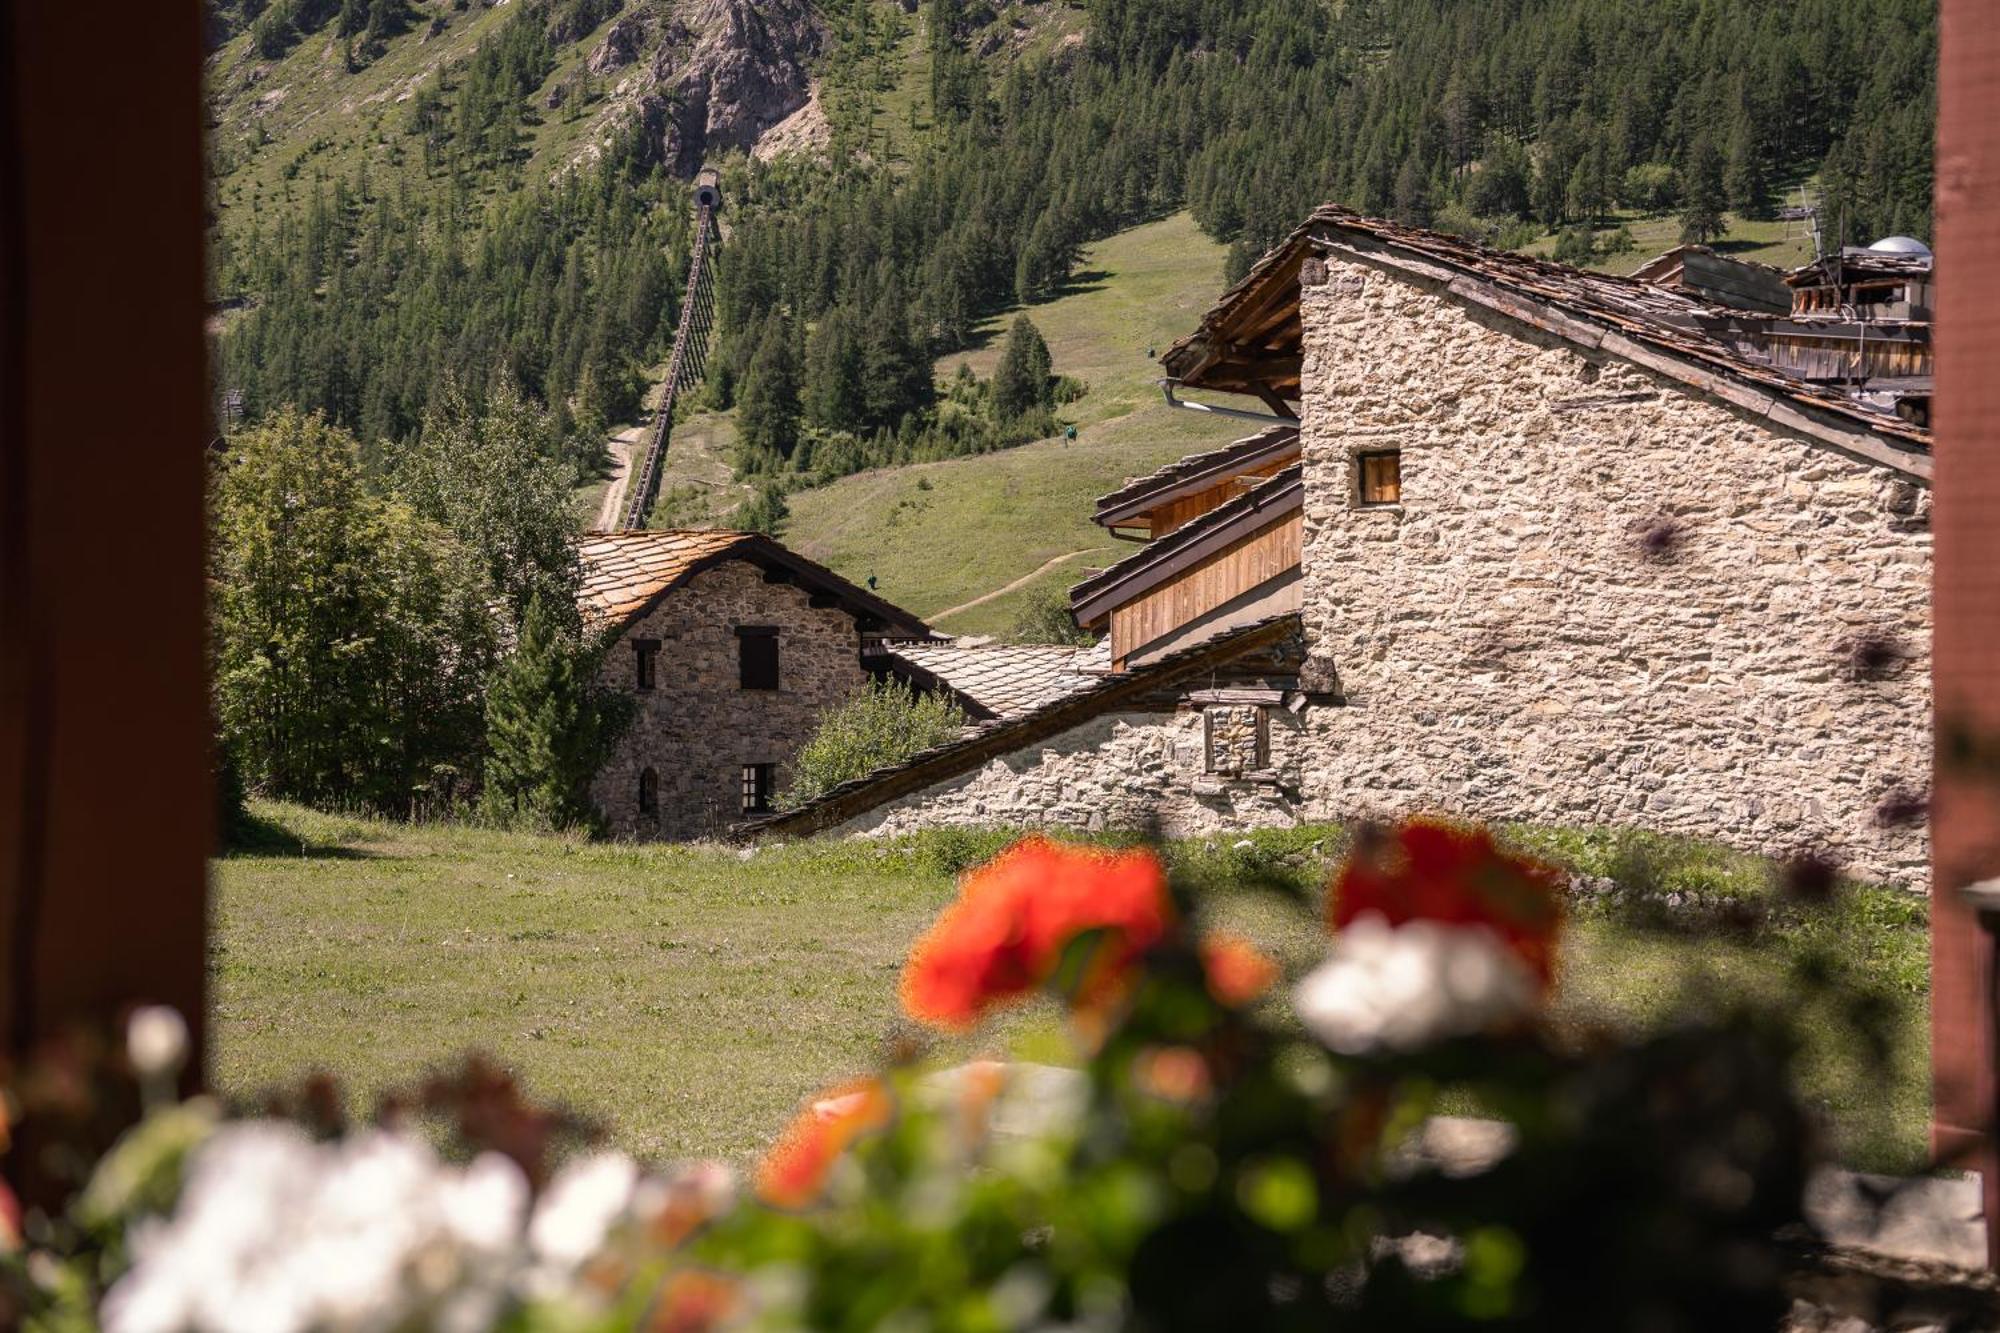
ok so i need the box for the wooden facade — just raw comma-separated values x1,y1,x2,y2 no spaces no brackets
1139,459,1297,538
1108,513,1302,669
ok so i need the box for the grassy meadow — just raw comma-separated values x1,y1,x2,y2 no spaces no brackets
785,212,1240,637
214,804,1931,1174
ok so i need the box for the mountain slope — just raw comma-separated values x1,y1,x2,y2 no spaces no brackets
785,213,1236,638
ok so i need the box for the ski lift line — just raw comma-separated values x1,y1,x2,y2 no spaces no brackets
621,197,720,531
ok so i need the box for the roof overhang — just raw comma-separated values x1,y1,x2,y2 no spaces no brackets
1092,426,1301,529
1071,467,1304,628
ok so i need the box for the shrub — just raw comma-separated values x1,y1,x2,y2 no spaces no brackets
1008,583,1095,646
782,681,968,809
1552,224,1596,266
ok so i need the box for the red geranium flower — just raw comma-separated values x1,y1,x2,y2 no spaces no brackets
1200,931,1280,1007
755,1078,893,1210
1329,819,1564,987
648,1270,739,1333
900,837,1173,1031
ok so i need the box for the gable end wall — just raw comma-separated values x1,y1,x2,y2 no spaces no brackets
593,560,869,840
1296,254,1932,885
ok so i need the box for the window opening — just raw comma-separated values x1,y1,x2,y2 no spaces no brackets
737,627,779,690
1357,450,1402,506
741,763,775,814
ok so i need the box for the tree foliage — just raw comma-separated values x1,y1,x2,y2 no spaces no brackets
212,408,496,814
991,316,1055,423
390,377,585,630
481,592,631,831
782,681,968,809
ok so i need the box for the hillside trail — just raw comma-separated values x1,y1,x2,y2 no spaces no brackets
928,547,1108,625
593,426,645,531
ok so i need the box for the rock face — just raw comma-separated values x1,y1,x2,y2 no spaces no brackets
595,0,821,176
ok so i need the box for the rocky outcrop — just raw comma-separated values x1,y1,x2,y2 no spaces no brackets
584,0,821,176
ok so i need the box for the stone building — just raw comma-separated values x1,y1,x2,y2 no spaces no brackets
747,207,1934,889
578,530,930,840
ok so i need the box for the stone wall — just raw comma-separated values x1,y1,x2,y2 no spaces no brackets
827,707,1308,840
1293,252,1932,886
593,560,870,840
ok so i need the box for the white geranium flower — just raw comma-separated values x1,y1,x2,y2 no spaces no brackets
528,1152,639,1271
1294,913,1538,1055
102,1123,532,1333
126,1006,191,1081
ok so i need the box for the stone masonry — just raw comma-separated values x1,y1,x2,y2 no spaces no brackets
593,560,871,840
1292,252,1932,886
829,707,1308,840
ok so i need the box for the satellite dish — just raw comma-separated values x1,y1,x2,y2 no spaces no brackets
1867,235,1932,256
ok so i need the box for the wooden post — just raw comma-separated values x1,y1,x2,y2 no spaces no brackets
1931,0,2000,1266
0,2,211,1100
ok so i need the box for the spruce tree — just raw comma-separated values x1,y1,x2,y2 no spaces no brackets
482,592,630,831
992,315,1054,422
1679,135,1729,244
737,315,802,471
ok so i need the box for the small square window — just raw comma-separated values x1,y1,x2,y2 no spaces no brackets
737,627,779,691
742,763,775,814
633,639,660,691
1357,450,1401,506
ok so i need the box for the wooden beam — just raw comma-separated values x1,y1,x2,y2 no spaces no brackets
1931,0,2000,1257
1252,384,1300,420
3,0,212,1196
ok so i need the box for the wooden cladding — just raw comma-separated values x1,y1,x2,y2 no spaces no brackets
1109,515,1302,668
1357,450,1402,506
1146,459,1297,537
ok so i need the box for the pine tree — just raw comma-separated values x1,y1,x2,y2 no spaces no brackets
737,315,802,471
481,592,630,831
1724,104,1774,221
1679,135,1729,244
992,315,1054,422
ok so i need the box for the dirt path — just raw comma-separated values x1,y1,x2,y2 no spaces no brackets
593,426,646,531
929,548,1107,624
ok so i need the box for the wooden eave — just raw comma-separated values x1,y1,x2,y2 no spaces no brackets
733,614,1304,841
1092,427,1302,528
1071,467,1304,629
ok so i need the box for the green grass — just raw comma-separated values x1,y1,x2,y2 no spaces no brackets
214,804,1931,1173
1520,207,1822,274
785,212,1242,636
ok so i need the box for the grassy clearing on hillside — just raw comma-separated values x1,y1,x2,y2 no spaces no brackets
1520,207,1822,274
785,213,1243,636
214,804,1930,1174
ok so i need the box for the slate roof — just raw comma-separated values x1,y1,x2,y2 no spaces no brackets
576,530,932,639
577,530,754,629
1161,204,1932,476
737,613,1304,841
1071,465,1305,627
1093,425,1301,527
883,640,1110,721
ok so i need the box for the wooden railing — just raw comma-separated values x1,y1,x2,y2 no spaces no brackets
620,200,718,531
